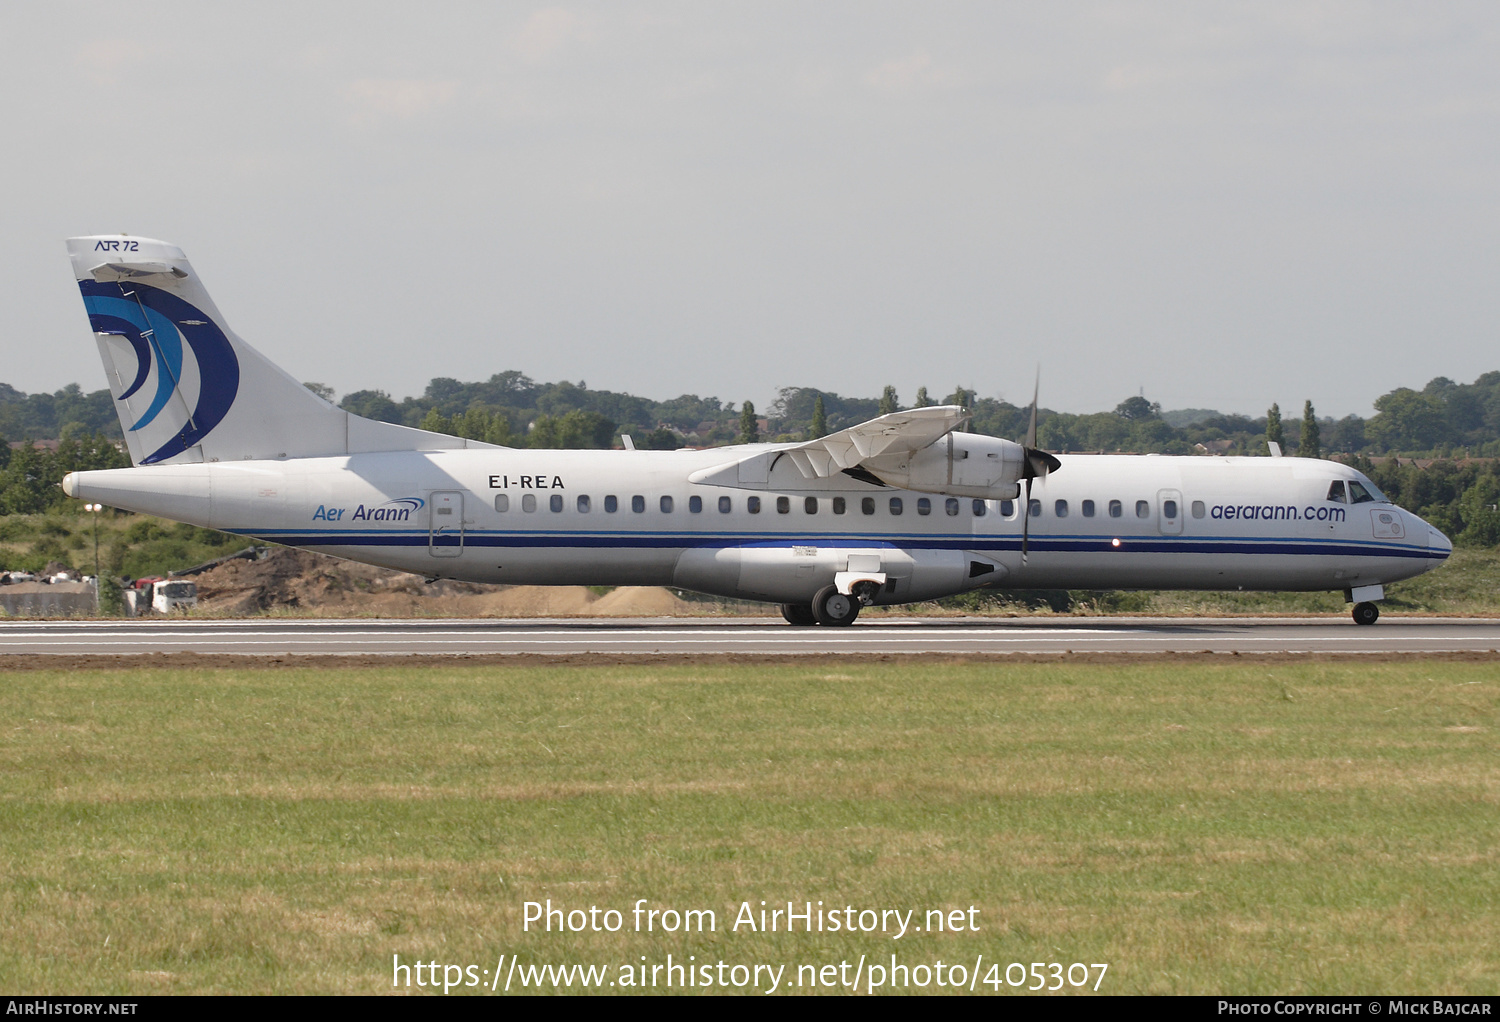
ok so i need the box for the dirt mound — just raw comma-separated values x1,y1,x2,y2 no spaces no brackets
470,586,599,616
188,547,698,618
592,586,693,616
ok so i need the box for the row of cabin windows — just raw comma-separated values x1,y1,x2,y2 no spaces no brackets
1006,498,1205,521
492,493,1206,520
1016,498,1203,520
492,493,991,515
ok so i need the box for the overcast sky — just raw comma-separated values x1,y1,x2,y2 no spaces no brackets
4,2,1498,419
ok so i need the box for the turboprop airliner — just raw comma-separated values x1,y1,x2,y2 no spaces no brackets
59,235,1451,626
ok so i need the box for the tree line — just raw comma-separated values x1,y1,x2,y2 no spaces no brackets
0,433,130,515
8,369,1500,458
4,370,1500,545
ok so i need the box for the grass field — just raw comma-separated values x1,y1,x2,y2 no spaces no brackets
1,659,1496,995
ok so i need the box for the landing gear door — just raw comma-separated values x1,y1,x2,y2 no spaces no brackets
429,490,464,557
1157,489,1184,536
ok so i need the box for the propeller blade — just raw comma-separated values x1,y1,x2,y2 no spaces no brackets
1026,373,1039,450
1020,368,1054,566
1021,369,1057,479
1022,476,1032,563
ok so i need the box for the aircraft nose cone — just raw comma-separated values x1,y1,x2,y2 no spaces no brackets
1427,524,1453,560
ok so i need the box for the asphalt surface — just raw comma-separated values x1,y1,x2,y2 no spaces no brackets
3,616,1499,657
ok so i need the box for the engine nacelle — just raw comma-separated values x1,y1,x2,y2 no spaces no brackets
864,433,1025,499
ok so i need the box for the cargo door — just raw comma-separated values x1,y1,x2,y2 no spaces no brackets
1157,489,1183,536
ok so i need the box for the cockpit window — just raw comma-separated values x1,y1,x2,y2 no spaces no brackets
1327,480,1346,503
1348,480,1376,504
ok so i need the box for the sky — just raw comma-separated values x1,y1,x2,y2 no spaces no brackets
3,2,1498,419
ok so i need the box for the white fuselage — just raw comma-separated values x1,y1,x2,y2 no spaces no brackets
65,446,1451,606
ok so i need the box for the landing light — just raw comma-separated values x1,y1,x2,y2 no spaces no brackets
1111,538,1121,548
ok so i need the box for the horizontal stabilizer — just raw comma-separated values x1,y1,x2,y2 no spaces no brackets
89,261,190,283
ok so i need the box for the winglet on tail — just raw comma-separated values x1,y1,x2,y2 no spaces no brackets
67,235,496,466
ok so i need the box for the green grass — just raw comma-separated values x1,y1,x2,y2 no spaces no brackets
1,660,1496,994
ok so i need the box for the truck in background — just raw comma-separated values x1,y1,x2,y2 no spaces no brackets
125,577,198,615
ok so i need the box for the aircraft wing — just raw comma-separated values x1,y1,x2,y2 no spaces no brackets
781,405,969,478
687,404,1027,497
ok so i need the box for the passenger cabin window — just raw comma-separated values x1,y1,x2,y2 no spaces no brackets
1082,499,1095,517
999,499,1015,518
1191,500,1206,519
604,495,618,513
1327,480,1347,503
917,497,932,516
660,496,673,513
689,495,702,513
550,494,564,512
1055,499,1069,518
889,497,904,515
718,496,732,513
632,495,646,513
833,497,846,515
1136,500,1150,518
972,500,986,517
1108,499,1123,518
1029,498,1041,518
1163,499,1178,519
748,496,761,514
494,494,509,512
522,494,537,513
862,497,876,515
776,496,790,514
946,498,960,516
1348,481,1375,504
804,497,818,514
577,495,590,513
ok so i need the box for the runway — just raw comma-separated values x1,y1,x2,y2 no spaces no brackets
3,616,1499,657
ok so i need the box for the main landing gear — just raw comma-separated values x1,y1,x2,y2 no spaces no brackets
783,584,878,627
1352,602,1380,626
812,585,861,627
780,603,817,626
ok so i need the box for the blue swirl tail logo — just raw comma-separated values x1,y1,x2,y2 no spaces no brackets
79,279,240,464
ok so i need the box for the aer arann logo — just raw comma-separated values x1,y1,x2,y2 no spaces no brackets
79,280,240,465
313,497,426,523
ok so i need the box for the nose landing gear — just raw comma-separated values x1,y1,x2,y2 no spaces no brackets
1352,602,1380,626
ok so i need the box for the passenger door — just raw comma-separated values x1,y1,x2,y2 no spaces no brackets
429,490,465,557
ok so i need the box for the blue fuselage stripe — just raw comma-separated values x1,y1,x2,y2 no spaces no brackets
228,529,1443,560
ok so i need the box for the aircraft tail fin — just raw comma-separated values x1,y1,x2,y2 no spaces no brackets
66,235,495,466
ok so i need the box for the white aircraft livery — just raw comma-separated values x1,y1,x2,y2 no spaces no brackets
60,235,1451,626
